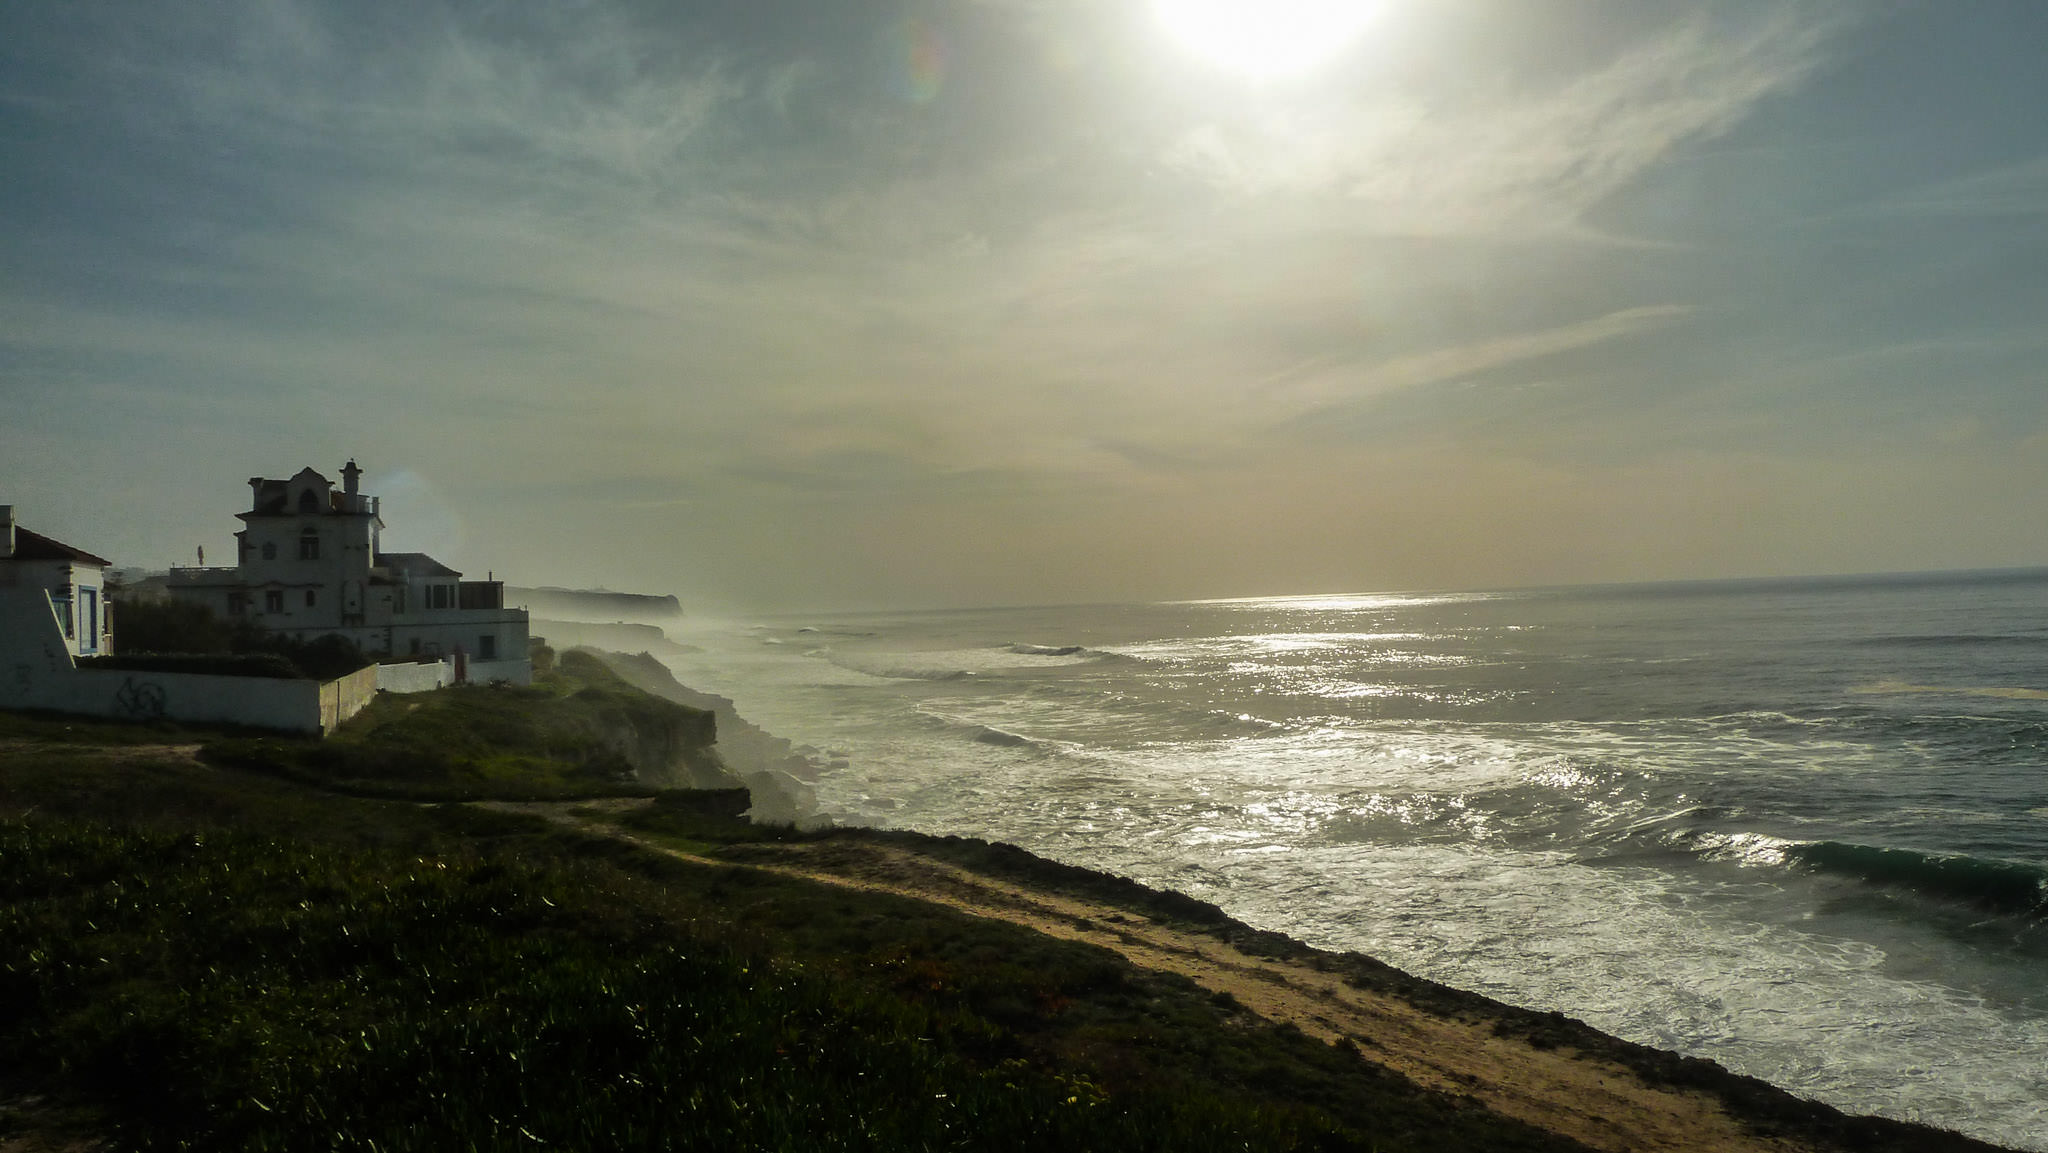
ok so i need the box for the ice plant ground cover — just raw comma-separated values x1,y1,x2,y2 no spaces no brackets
0,698,1588,1152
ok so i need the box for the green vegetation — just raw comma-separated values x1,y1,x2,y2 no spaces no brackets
0,670,1602,1152
6,818,1358,1152
201,650,718,801
99,597,372,680
5,667,2003,1153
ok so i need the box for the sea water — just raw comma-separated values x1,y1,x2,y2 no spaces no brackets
655,571,2048,1149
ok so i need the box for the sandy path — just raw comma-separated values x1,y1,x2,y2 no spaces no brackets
0,740,202,765
490,800,1814,1153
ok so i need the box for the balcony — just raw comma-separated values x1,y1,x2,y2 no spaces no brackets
457,581,503,610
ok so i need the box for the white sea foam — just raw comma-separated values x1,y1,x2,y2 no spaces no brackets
819,644,1099,681
1175,592,1502,611
659,583,2048,1152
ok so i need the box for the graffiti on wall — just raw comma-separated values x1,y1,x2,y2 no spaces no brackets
113,677,168,721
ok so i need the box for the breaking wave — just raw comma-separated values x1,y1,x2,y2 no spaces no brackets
1786,842,2048,917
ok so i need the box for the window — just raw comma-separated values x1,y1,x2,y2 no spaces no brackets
264,590,284,613
227,592,247,616
305,589,317,608
298,489,319,513
299,532,320,560
80,589,98,652
429,584,452,610
262,542,277,560
52,592,74,639
478,635,497,660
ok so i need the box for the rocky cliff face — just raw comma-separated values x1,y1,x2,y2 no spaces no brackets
549,652,741,792
583,649,821,826
531,619,696,656
585,693,735,790
507,587,683,620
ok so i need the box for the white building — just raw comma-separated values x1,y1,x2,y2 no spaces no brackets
0,505,114,659
165,462,531,684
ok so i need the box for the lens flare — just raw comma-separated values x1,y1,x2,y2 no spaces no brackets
1153,0,1379,79
885,17,947,103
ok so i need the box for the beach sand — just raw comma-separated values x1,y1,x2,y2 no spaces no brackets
491,795,2012,1153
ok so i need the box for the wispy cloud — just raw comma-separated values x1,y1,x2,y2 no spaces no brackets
1845,155,2048,220
155,0,743,190
1261,304,1695,412
16,0,2044,606
1161,6,1845,234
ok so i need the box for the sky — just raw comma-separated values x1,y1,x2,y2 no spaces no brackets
3,0,2046,612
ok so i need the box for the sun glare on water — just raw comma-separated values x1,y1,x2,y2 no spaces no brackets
1153,0,1379,79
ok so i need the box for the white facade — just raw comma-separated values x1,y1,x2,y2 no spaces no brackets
0,588,374,734
164,463,531,684
0,505,114,659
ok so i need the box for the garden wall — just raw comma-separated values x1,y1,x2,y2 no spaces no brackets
1,590,374,735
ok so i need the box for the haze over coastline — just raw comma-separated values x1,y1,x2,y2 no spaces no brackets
6,0,2048,612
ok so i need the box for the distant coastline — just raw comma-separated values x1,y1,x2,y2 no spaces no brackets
507,585,683,620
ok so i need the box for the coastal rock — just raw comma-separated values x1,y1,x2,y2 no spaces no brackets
582,648,826,826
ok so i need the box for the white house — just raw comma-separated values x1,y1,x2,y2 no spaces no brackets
164,462,531,684
0,505,114,659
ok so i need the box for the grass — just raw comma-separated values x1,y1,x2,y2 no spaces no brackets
12,819,1341,1152
199,649,716,801
0,699,1602,1152
0,671,2012,1153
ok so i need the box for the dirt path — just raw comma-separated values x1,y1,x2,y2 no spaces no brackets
486,800,1815,1153
0,740,202,766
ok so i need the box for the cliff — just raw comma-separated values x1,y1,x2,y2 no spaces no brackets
584,648,821,825
201,648,742,797
507,586,683,621
529,618,698,655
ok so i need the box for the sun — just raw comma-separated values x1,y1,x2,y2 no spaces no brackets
1153,0,1378,79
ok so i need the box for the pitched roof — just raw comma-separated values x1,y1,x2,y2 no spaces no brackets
8,527,113,568
379,552,462,578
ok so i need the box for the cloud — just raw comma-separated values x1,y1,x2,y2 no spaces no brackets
33,0,2024,609
156,0,742,191
1261,304,1694,414
1845,155,2048,220
1159,6,1844,235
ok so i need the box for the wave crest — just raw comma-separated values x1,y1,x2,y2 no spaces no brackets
1788,841,2048,917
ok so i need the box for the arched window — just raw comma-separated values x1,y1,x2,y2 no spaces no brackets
298,489,320,513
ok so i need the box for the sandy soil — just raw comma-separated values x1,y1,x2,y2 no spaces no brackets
0,741,202,765
497,799,1823,1153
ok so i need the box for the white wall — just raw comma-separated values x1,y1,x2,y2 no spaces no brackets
1,588,374,735
0,589,73,700
464,656,533,686
0,555,111,658
375,654,530,692
377,660,453,694
321,666,378,730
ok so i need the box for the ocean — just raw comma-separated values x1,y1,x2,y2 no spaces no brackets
653,570,2048,1149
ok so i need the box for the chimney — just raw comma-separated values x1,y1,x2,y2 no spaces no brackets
0,505,13,559
342,459,362,496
